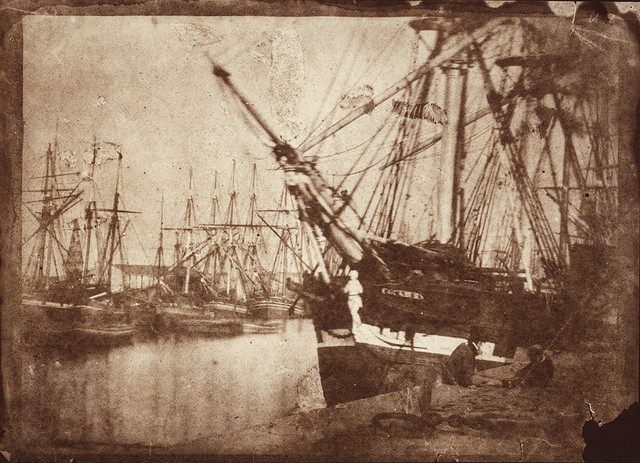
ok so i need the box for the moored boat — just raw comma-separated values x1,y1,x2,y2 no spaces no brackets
22,140,137,348
250,295,304,319
158,304,243,337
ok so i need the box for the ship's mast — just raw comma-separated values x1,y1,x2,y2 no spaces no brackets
269,186,288,297
104,156,122,293
94,146,138,293
248,164,256,228
211,18,508,276
209,171,220,289
184,166,196,294
297,18,507,155
38,144,54,287
242,163,261,297
213,64,363,270
24,142,84,294
439,61,468,245
154,191,165,285
82,137,98,282
26,142,78,289
225,160,238,297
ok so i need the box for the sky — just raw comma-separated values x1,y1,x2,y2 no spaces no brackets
23,15,430,265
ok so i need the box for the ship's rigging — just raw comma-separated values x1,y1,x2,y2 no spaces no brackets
210,14,622,333
23,139,145,298
211,16,620,292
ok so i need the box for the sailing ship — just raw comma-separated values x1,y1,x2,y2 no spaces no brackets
249,183,309,319
189,163,307,326
200,161,253,317
146,167,245,338
22,140,136,346
206,11,625,405
143,161,303,337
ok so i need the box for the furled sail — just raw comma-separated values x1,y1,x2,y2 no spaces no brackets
390,99,448,124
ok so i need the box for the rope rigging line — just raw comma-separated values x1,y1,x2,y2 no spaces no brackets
297,17,510,156
362,75,431,239
471,155,502,265
530,116,559,187
459,138,500,259
319,131,387,160
377,129,409,237
332,109,399,183
358,114,409,232
510,136,561,273
297,28,371,149
298,27,405,151
393,123,423,240
461,134,497,226
463,125,498,185
321,103,406,238
368,123,410,236
333,72,410,191
471,41,562,278
119,195,152,266
381,105,495,170
465,141,502,264
382,100,425,239
408,186,437,244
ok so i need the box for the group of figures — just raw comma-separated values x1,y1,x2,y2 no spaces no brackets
443,326,554,389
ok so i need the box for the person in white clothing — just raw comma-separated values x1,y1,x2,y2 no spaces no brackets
343,269,363,331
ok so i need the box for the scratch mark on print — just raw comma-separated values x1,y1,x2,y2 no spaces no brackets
171,23,222,48
268,28,305,142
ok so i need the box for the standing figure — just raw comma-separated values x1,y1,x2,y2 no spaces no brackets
343,269,363,331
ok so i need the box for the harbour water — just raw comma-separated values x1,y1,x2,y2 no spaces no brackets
17,319,322,448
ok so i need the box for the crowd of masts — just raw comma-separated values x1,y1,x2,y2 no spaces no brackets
154,162,313,305
23,139,141,297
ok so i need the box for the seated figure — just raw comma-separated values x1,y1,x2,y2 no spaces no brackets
504,344,554,388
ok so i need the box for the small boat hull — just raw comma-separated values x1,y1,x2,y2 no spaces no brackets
22,298,134,348
204,300,248,318
250,296,305,319
159,306,243,337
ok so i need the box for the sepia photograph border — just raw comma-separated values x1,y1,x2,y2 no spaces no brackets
1,1,639,461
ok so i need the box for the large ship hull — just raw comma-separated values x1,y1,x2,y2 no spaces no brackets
302,242,569,405
316,323,514,405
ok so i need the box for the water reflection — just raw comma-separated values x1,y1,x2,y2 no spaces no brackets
20,319,321,447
